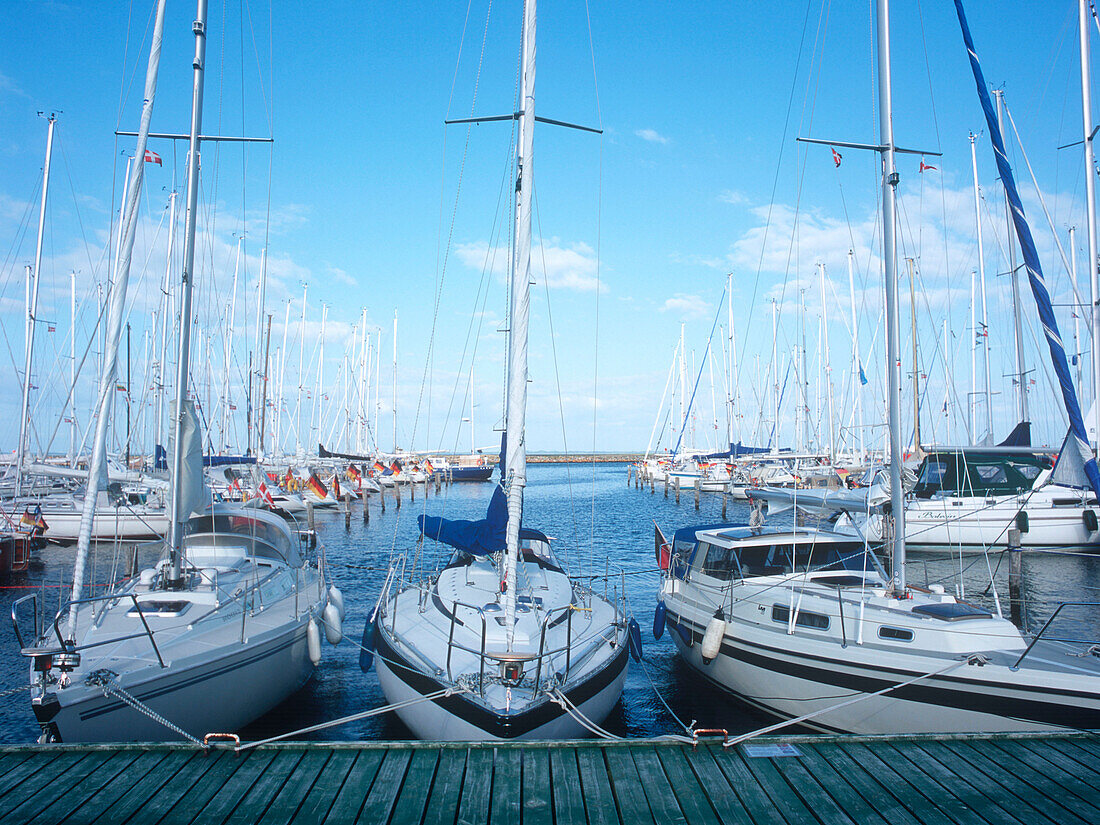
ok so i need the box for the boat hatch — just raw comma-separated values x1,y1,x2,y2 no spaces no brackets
127,600,191,618
911,602,991,621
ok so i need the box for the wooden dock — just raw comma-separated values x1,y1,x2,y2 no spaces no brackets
0,732,1096,824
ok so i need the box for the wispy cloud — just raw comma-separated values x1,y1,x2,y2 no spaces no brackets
660,293,710,320
455,238,606,292
635,128,670,145
719,189,749,206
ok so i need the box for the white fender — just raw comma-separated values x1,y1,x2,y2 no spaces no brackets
327,584,345,622
322,602,343,645
307,617,323,665
701,610,726,664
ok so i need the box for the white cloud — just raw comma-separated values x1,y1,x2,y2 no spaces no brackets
660,293,711,320
635,128,670,145
455,238,605,292
719,189,749,206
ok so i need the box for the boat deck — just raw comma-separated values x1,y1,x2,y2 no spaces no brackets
0,731,1096,824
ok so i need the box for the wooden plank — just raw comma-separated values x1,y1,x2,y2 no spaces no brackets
213,749,305,825
390,749,439,825
886,741,1023,825
812,743,942,825
357,750,411,825
575,747,618,825
975,740,1100,821
0,751,40,803
840,741,981,825
288,749,358,825
942,740,1095,825
141,750,261,825
995,739,1100,809
710,744,813,825
654,747,729,825
629,747,687,825
773,744,888,825
549,747,587,825
520,749,553,825
456,748,493,825
58,750,178,825
736,745,857,825
1060,734,1100,763
603,747,655,825
1043,737,1100,772
84,750,197,825
6,751,137,825
162,751,278,825
255,749,332,825
421,749,466,825
0,752,109,822
322,750,386,823
0,751,83,811
489,747,521,825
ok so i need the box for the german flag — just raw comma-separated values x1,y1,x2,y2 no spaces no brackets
332,473,342,498
372,460,385,474
347,464,361,481
307,474,328,499
423,459,434,475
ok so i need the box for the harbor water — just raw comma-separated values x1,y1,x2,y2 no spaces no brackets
1,461,1099,743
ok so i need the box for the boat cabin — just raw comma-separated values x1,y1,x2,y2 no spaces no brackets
912,450,1050,499
182,507,301,567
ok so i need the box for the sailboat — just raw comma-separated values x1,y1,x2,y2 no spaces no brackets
655,0,1100,734
14,0,337,743
368,0,631,740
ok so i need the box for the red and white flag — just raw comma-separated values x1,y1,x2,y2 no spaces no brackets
144,149,162,166
258,481,276,506
831,147,842,167
919,160,937,173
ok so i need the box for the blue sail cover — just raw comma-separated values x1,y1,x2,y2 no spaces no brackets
954,0,1100,502
417,434,508,556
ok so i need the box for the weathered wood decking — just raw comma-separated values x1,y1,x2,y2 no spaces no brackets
0,732,1096,824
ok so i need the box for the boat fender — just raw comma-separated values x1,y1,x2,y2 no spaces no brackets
701,608,726,664
628,618,643,661
675,620,694,647
653,600,667,640
359,619,375,672
322,602,343,645
307,618,322,665
1085,509,1098,534
328,585,346,621
1015,510,1029,534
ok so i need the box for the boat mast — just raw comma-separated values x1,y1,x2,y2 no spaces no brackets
392,310,398,451
69,271,77,461
1072,227,1084,396
295,282,307,458
907,257,920,454
167,0,209,587
876,0,906,593
222,235,243,451
503,0,537,645
1080,0,1100,448
819,263,836,461
15,114,56,499
847,250,865,462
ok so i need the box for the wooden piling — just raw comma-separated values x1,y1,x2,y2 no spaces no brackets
410,481,415,502
664,476,669,498
344,493,351,529
721,488,727,519
694,483,700,510
306,502,315,530
395,483,402,509
1008,527,1023,628
363,493,369,523
674,476,680,504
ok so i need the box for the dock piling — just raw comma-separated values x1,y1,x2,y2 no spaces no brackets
1008,527,1023,627
307,502,315,530
694,484,700,510
344,493,351,529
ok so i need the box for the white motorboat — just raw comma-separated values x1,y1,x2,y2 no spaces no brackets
34,488,170,543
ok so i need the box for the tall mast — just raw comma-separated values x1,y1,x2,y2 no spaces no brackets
15,114,56,498
819,263,836,461
727,272,736,449
970,268,977,441
1072,228,1084,396
771,298,779,451
295,283,307,458
392,310,398,451
876,0,906,593
167,0,209,587
277,298,290,455
907,257,920,453
252,246,268,455
357,308,367,453
315,302,327,452
994,89,1029,425
1080,0,1100,447
156,191,177,454
222,234,243,451
69,271,77,461
847,250,865,461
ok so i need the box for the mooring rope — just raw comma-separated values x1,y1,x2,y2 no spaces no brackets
87,670,204,747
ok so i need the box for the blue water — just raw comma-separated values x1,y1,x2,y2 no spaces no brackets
1,462,1098,743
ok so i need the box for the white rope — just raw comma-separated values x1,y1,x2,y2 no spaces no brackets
723,658,969,747
234,687,464,752
89,671,203,747
548,687,622,741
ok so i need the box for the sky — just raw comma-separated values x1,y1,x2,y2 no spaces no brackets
1,1,1098,458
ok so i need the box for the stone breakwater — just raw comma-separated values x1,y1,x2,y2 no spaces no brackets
526,454,644,464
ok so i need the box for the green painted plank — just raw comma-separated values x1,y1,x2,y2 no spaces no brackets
549,748,587,825
944,740,1095,825
998,739,1100,809
255,749,332,825
839,742,980,825
323,750,386,823
735,745,857,825
358,750,411,825
1043,737,1100,772
0,751,84,812
886,741,1023,825
83,750,197,825
629,747,687,825
575,747,618,825
812,743,941,825
710,745,812,825
456,748,493,825
421,749,466,825
390,749,440,825
773,744,887,825
654,747,730,825
0,753,109,822
142,750,261,825
489,747,521,825
215,749,306,825
520,749,552,825
57,750,176,825
1061,735,1100,762
603,747,655,825
973,740,1100,821
0,751,40,803
164,751,279,825
288,749,359,825
10,751,138,825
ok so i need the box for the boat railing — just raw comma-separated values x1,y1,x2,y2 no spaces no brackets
10,593,39,651
1013,601,1100,669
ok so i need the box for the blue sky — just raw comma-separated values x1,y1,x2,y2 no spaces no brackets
0,1,1096,457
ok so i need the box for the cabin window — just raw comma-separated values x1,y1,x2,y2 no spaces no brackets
973,464,1008,486
771,604,829,629
697,543,740,580
1015,464,1041,481
918,460,947,487
878,626,913,642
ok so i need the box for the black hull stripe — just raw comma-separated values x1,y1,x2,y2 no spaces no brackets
374,620,628,738
665,611,1100,729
